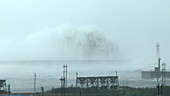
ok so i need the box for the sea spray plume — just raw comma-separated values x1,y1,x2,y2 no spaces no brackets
76,31,115,58
61,25,118,59
0,24,119,60
84,32,115,57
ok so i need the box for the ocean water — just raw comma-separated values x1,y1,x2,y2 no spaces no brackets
0,60,166,93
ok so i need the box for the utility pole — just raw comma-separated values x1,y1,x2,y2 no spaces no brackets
162,63,166,86
63,77,65,96
164,63,166,86
157,83,160,96
8,84,10,96
156,43,161,85
76,72,78,87
34,73,36,91
60,77,63,96
157,58,161,84
60,77,65,96
41,87,44,96
63,64,67,88
66,65,67,88
62,64,67,96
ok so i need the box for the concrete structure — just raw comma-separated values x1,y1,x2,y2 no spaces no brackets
0,80,7,93
76,76,119,89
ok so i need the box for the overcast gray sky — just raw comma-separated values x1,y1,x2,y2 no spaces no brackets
0,0,170,63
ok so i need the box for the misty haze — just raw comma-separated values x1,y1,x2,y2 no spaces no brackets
0,0,170,96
